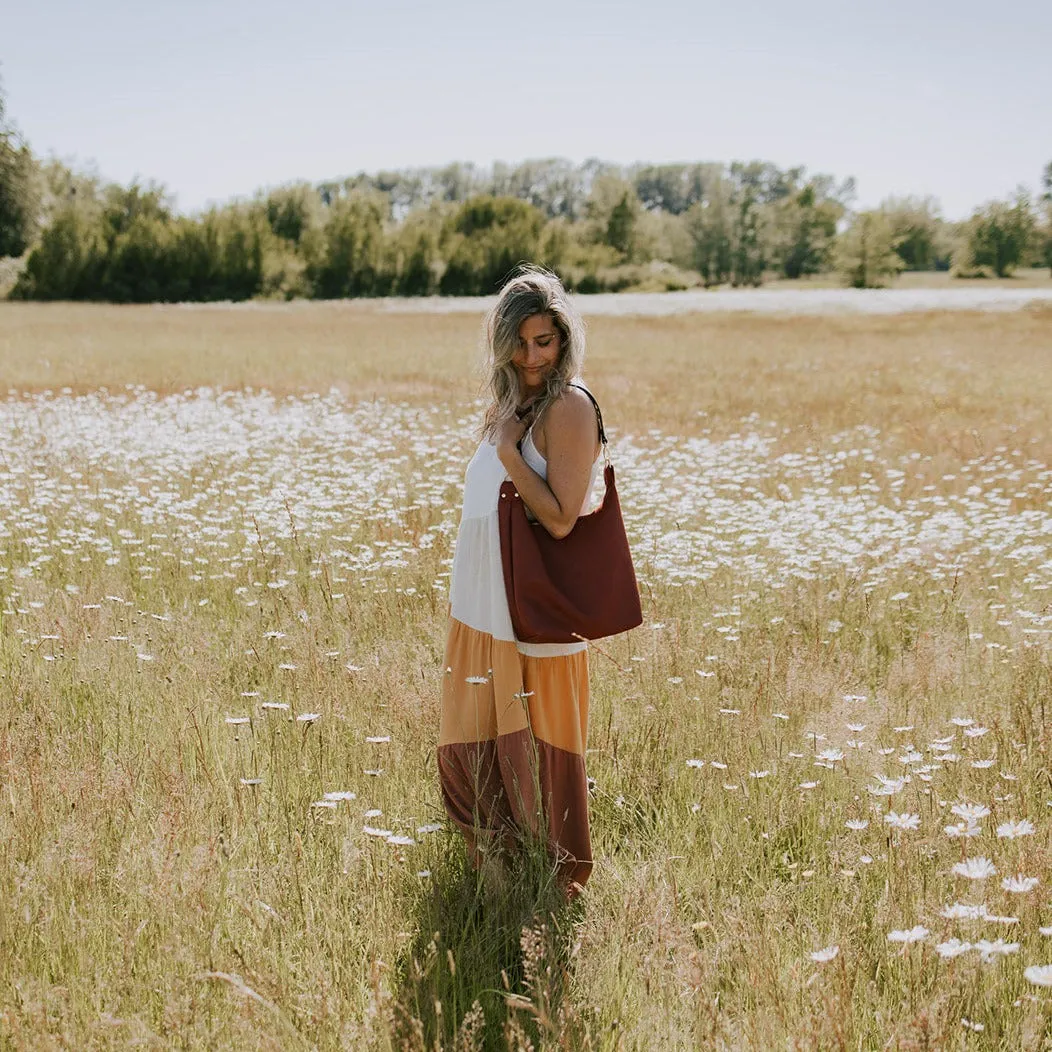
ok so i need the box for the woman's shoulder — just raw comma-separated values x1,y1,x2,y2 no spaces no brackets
542,383,602,448
551,382,598,415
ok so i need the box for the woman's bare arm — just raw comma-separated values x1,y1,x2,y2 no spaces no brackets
496,388,599,539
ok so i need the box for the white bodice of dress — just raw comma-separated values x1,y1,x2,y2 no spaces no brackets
449,430,602,657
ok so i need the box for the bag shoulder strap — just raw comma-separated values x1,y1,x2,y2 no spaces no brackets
568,382,607,447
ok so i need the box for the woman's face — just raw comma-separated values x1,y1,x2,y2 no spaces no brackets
512,313,561,398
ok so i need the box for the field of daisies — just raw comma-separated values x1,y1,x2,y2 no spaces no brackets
0,302,1050,1049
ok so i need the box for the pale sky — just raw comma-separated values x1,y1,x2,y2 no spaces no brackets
3,0,1049,219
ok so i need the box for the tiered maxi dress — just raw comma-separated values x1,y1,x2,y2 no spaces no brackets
438,427,602,890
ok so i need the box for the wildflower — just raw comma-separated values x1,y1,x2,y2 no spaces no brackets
950,717,975,727
935,939,972,958
887,926,928,944
749,770,770,779
950,802,990,822
845,819,869,831
809,945,839,963
889,592,909,601
974,938,1019,963
323,791,356,802
1040,927,1052,937
363,825,393,838
971,759,995,769
225,716,250,725
278,663,297,671
363,809,383,818
417,823,443,835
816,748,844,763
386,834,415,846
719,708,741,716
311,800,337,810
1001,875,1039,894
1024,965,1052,987
944,821,981,839
845,723,866,732
953,857,997,880
868,775,907,797
940,903,990,921
686,759,705,769
365,735,391,743
296,712,320,723
885,811,921,831
465,676,488,685
960,1018,984,1032
798,781,819,790
996,819,1035,839
773,712,789,721
963,726,989,738
261,701,289,711
239,777,262,786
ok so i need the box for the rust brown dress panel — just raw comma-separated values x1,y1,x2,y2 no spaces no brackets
438,617,592,887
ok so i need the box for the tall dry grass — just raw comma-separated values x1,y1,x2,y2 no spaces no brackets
0,301,1050,1049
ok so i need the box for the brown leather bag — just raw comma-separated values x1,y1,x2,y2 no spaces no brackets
498,386,643,644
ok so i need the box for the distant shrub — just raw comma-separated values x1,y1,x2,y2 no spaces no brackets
834,212,903,288
957,193,1036,278
562,261,701,294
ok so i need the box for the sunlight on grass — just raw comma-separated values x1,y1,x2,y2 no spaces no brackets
0,303,1049,1048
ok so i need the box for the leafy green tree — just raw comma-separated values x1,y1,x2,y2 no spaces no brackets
685,181,733,286
308,192,387,298
263,183,320,245
11,205,103,299
632,163,713,215
0,81,39,258
1041,162,1052,275
834,211,903,288
584,175,644,262
438,195,546,296
878,196,946,270
387,206,442,296
731,184,766,286
960,191,1035,277
772,181,843,279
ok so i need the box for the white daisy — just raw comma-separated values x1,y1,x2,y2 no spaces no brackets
809,945,839,963
953,857,997,880
887,926,928,945
996,819,1035,839
1001,875,1039,894
935,938,972,958
1024,964,1052,987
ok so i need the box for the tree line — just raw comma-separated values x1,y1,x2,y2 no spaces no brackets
2,86,1051,302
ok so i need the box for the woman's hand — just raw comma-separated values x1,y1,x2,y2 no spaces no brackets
496,409,532,467
496,390,600,539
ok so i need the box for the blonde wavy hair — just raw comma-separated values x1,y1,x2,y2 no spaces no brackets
480,265,587,441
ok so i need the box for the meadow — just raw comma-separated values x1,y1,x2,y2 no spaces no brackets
0,300,1050,1050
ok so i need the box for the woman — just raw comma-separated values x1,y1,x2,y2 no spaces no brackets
437,267,603,896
